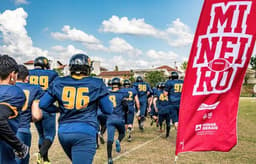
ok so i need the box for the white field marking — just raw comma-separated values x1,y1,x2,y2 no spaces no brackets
110,135,161,163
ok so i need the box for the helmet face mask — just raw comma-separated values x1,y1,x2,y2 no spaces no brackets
136,76,143,82
111,77,121,88
170,71,179,80
34,56,50,69
69,54,92,76
123,79,130,88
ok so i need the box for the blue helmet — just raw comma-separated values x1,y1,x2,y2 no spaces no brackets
69,54,92,75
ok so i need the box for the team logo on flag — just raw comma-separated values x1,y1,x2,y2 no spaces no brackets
193,1,252,95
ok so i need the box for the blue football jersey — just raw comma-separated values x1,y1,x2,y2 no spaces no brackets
46,76,109,129
132,82,151,101
155,90,170,114
164,79,184,104
0,85,26,133
16,82,44,129
29,68,58,90
120,87,137,112
108,90,129,119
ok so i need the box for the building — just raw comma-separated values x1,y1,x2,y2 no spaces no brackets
98,70,133,83
155,65,185,79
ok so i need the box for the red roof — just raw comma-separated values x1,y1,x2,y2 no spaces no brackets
156,65,177,72
98,71,132,77
24,60,34,65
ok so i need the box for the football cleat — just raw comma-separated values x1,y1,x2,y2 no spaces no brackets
108,158,113,164
115,140,121,153
36,153,43,164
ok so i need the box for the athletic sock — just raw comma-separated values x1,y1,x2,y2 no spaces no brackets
39,139,52,161
107,141,113,158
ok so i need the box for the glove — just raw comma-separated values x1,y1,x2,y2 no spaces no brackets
14,143,29,159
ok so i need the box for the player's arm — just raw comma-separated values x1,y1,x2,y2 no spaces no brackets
121,99,129,113
99,95,113,115
0,104,28,158
134,95,140,116
39,92,58,113
153,97,158,113
31,100,42,122
147,96,153,112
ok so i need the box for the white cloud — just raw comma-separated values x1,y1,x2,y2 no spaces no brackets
50,45,87,64
51,25,107,51
100,15,160,36
108,37,142,56
0,8,48,63
15,0,29,5
51,25,100,44
146,49,178,60
165,18,194,47
100,16,193,47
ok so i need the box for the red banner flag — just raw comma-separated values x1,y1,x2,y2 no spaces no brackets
176,0,256,155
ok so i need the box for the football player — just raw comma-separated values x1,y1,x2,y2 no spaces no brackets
107,77,129,164
15,65,44,164
164,72,183,129
149,83,162,127
153,83,171,137
29,56,58,164
39,54,113,164
132,76,151,131
121,79,140,142
0,55,28,164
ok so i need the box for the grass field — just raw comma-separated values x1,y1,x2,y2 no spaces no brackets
29,98,256,164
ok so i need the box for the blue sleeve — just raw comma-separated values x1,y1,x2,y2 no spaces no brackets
34,86,45,100
99,95,113,115
39,92,58,113
164,81,171,92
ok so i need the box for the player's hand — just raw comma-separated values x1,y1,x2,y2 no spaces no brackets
147,107,151,112
136,111,140,117
14,143,29,159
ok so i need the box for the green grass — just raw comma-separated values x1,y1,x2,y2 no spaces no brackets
29,98,256,163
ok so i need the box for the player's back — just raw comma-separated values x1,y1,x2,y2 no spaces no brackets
156,90,170,114
15,82,43,130
0,85,25,133
120,87,137,108
133,82,150,101
108,90,128,119
165,79,183,104
48,76,109,129
29,68,58,90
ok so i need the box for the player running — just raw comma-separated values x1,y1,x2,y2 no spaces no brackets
15,65,44,164
121,79,140,142
132,76,151,131
0,55,28,164
107,77,129,164
39,54,113,164
29,56,58,164
164,72,183,129
153,82,171,137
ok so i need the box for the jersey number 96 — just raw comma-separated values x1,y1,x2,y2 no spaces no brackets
62,87,90,110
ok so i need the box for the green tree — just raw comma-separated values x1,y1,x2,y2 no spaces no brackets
250,56,256,70
180,61,188,71
145,71,166,87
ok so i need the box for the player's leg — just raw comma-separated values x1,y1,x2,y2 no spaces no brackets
40,112,56,162
116,120,125,153
170,105,178,129
158,114,164,132
16,130,31,164
106,121,115,164
165,113,171,138
127,111,134,142
71,133,96,164
0,141,17,164
58,132,72,160
138,101,147,131
34,120,44,163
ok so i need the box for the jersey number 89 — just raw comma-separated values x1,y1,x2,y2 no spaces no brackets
62,87,90,110
30,76,49,90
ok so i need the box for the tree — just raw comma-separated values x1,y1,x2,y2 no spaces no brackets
180,61,188,71
250,56,256,70
114,65,119,71
145,71,166,87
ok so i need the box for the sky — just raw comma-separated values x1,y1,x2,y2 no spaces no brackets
0,0,205,70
